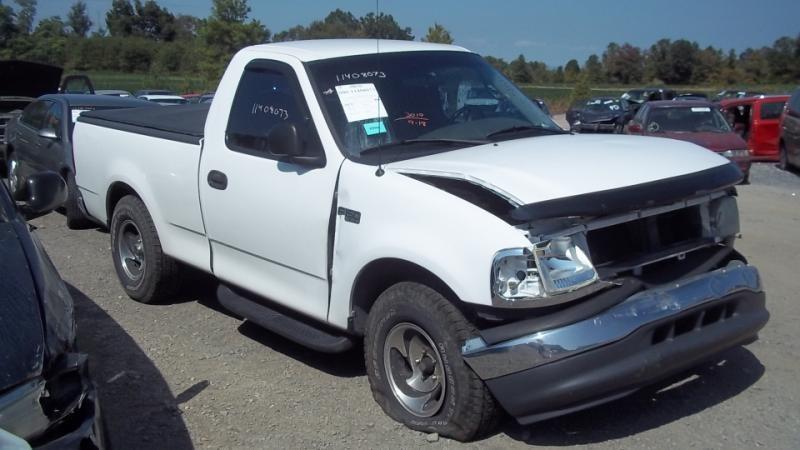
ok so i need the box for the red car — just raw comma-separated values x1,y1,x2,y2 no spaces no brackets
626,100,751,181
720,95,789,161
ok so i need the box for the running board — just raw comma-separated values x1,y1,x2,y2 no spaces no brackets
216,284,354,353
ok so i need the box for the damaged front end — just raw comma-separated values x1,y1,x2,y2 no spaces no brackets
490,163,744,309
458,162,769,424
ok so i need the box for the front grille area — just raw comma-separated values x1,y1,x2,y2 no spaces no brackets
586,205,704,267
651,298,739,345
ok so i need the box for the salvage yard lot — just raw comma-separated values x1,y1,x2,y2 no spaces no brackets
31,163,800,449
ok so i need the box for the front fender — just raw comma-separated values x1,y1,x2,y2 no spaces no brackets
328,160,530,328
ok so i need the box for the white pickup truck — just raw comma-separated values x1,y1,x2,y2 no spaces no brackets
72,40,768,440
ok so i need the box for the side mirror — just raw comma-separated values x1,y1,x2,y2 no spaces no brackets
38,128,58,140
265,122,326,168
17,171,68,221
267,122,303,157
627,121,642,133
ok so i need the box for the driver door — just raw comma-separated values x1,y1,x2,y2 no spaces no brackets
198,59,338,322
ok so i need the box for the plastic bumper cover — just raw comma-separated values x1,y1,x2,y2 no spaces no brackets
462,264,768,424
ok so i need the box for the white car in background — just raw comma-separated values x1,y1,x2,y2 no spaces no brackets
137,94,188,106
96,89,132,97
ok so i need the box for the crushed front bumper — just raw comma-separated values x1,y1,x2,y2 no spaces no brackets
462,263,768,424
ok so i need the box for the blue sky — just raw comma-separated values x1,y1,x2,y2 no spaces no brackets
36,0,800,66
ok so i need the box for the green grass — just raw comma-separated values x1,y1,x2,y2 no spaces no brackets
74,71,214,94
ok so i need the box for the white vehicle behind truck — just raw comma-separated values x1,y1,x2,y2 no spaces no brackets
71,40,768,440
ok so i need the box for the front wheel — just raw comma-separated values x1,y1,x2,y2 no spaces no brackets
364,282,498,441
110,195,183,303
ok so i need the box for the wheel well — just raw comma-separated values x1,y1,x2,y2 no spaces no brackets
349,258,464,335
106,181,138,225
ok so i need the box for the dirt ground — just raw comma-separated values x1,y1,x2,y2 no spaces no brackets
30,162,800,449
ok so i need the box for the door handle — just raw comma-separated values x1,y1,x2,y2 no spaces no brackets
207,170,228,190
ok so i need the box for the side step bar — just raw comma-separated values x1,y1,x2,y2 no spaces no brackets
216,284,354,353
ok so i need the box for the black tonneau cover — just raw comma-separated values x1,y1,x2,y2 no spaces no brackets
78,103,209,145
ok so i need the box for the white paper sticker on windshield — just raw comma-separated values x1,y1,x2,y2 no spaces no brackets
71,109,90,122
691,107,711,112
335,83,387,123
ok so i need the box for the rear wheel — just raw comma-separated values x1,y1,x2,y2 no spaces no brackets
364,282,498,441
111,195,183,303
65,172,94,229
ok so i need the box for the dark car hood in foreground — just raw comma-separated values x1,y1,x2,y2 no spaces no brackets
0,60,62,98
0,222,44,393
655,131,747,152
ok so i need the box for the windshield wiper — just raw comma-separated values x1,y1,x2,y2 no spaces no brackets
359,138,489,155
485,125,567,140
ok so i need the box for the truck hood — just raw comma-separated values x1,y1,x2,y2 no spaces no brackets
388,134,731,206
0,60,62,98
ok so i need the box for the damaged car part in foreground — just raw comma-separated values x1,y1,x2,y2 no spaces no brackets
0,171,104,449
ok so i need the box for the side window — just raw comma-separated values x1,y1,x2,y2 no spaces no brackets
43,102,63,138
760,101,785,120
20,101,50,129
634,104,648,122
790,90,800,113
226,61,322,159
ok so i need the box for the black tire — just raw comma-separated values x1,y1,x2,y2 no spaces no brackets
364,282,498,441
110,195,183,304
778,142,789,171
65,172,94,229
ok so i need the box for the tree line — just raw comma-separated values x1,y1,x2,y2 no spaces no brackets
0,0,796,87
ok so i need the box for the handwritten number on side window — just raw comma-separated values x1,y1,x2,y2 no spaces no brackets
251,103,289,121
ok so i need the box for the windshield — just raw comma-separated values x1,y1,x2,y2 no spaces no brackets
621,90,644,102
646,106,732,133
307,51,560,161
584,98,626,112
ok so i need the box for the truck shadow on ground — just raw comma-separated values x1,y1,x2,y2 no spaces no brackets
67,284,195,450
236,321,366,378
500,345,764,445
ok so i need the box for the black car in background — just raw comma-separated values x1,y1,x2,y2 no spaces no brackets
0,62,93,171
5,94,156,228
621,87,677,111
779,87,800,170
0,170,104,449
566,96,632,133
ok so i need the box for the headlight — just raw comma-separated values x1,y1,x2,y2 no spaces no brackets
492,235,599,305
720,149,749,158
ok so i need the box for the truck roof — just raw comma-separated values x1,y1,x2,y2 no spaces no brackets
245,39,470,62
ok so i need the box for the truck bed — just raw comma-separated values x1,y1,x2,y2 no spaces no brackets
78,103,209,144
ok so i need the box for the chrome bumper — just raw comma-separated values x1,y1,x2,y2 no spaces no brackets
463,263,762,380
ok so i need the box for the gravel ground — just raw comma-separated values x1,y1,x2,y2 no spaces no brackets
29,162,800,450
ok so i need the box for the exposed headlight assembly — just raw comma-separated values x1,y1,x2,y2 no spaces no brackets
720,149,749,158
492,235,600,307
